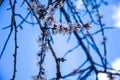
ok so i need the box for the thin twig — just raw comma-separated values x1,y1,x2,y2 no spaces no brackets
48,40,62,80
0,25,13,59
10,0,18,80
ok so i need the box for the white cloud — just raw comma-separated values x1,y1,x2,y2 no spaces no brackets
113,4,120,28
98,73,108,80
76,0,83,9
112,58,120,71
111,58,120,80
98,58,120,80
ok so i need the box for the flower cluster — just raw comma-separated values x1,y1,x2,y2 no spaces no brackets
29,1,46,15
50,22,83,35
32,71,47,80
36,35,49,54
42,3,58,25
30,1,91,36
29,1,60,17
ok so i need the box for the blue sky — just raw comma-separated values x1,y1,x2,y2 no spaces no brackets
76,0,120,79
0,0,120,80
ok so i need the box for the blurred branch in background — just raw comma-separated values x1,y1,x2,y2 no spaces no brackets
0,0,4,6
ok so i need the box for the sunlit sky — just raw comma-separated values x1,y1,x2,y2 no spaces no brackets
0,0,120,80
113,4,120,27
